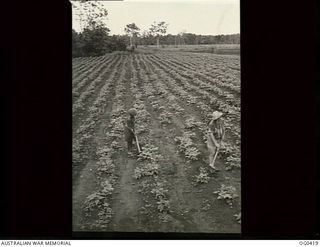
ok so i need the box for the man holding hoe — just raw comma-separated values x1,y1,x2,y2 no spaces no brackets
124,108,141,155
207,111,225,170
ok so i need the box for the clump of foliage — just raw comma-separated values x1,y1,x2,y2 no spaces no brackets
195,167,210,184
83,179,114,217
134,144,163,179
134,162,159,179
97,155,114,176
151,183,170,213
214,184,238,207
159,111,173,125
71,1,127,57
72,29,127,57
175,132,200,161
225,156,241,170
157,198,170,213
137,144,163,162
185,117,202,130
201,199,211,211
95,147,115,176
234,212,241,224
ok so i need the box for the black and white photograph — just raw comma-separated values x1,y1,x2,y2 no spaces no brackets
72,0,241,233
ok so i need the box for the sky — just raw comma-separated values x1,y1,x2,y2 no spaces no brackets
72,0,240,35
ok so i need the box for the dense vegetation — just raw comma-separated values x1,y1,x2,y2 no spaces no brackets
72,28,127,57
137,33,240,46
72,29,240,57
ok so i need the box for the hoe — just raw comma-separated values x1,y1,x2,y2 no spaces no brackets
133,132,142,154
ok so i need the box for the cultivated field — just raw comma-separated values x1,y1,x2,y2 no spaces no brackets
72,49,241,233
140,44,240,55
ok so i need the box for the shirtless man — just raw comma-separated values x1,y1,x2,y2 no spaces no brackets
124,108,137,153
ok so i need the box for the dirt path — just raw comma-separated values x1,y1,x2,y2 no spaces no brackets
108,54,147,232
110,155,145,231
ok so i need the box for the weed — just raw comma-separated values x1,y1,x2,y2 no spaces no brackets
195,167,210,184
151,183,170,213
175,132,200,161
185,117,201,129
134,162,159,179
214,184,238,207
83,179,114,216
234,212,241,224
137,144,163,162
159,111,173,125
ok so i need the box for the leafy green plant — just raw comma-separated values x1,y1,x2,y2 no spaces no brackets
195,167,210,184
97,156,114,175
151,185,168,199
137,144,163,162
100,179,114,195
159,111,173,125
157,198,170,213
175,132,200,161
214,184,238,207
234,212,241,224
185,147,200,161
96,147,111,157
94,204,113,228
133,162,159,179
151,183,170,213
201,199,211,211
226,155,241,170
185,117,201,129
83,179,114,216
83,192,105,214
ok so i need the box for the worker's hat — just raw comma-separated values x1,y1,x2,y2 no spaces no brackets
128,108,137,116
211,111,223,120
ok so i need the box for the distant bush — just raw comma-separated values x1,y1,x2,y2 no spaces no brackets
72,29,84,57
72,29,127,58
105,35,127,53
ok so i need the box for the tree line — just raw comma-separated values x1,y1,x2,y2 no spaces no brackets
72,0,127,57
136,33,240,46
72,28,127,57
72,27,240,58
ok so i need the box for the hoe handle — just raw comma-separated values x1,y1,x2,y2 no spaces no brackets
134,133,141,153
